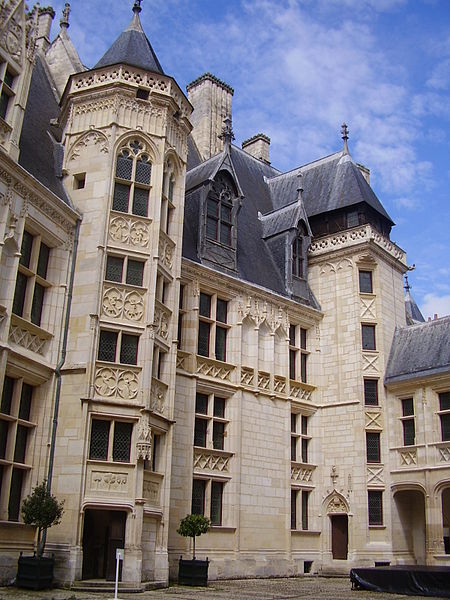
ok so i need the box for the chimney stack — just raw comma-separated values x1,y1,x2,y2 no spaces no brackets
187,73,234,161
242,133,271,164
36,7,56,52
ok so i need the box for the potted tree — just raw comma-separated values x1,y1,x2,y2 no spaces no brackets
16,480,64,590
177,514,210,586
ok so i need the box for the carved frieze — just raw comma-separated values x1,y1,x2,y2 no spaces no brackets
94,365,140,400
291,465,314,483
0,0,24,65
136,414,152,460
367,465,384,485
109,214,151,248
193,450,230,473
150,378,167,415
438,446,450,463
360,296,376,319
257,371,270,390
240,367,254,386
158,232,175,273
196,356,233,381
153,301,171,341
9,323,50,355
289,382,312,402
102,285,144,322
362,353,379,373
327,494,348,514
237,295,288,333
309,224,406,264
68,129,109,161
365,411,382,429
400,449,417,466
91,470,128,492
143,478,160,505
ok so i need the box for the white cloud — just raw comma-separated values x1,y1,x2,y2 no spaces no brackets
421,293,450,320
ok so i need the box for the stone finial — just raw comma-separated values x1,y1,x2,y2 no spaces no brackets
404,273,411,292
341,122,349,155
296,170,303,197
220,116,235,147
60,3,70,29
133,0,143,13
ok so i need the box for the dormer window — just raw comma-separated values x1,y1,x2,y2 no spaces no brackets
291,222,308,280
112,139,152,217
207,186,232,246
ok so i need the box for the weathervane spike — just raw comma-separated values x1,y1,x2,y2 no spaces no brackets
341,122,349,154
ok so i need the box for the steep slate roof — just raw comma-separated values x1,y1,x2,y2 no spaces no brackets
183,145,320,306
267,152,394,223
19,55,72,206
385,316,450,384
405,288,425,325
94,6,164,74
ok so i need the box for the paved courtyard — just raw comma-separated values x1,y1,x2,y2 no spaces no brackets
0,577,449,600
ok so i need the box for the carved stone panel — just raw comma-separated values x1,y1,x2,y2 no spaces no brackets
102,285,145,323
109,214,151,248
90,470,128,493
94,365,140,400
193,449,231,473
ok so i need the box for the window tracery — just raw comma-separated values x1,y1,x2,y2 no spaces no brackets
112,139,152,217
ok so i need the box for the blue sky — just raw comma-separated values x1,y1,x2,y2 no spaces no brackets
49,0,450,318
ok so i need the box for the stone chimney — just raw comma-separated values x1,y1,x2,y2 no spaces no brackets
242,133,271,164
187,73,233,160
36,7,55,52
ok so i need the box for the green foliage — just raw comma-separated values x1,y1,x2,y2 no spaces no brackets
177,514,210,559
21,481,64,558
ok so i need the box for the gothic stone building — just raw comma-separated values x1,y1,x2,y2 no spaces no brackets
0,0,449,588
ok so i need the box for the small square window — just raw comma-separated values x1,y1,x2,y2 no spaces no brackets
136,88,149,100
364,379,378,405
74,173,86,189
362,324,376,350
359,270,373,294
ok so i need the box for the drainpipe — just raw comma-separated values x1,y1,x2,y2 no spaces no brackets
46,218,81,489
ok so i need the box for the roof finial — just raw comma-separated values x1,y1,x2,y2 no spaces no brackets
60,3,70,29
133,0,143,14
341,122,349,155
296,171,303,199
220,116,235,147
404,273,411,293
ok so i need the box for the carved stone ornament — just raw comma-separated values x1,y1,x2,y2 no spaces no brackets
327,494,348,514
69,129,109,161
102,287,144,322
0,0,24,64
94,366,139,399
109,215,150,247
136,414,152,460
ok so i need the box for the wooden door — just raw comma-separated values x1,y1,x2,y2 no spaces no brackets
331,514,348,560
105,512,126,581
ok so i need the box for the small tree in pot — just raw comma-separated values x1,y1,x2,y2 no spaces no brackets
16,481,65,590
177,514,210,586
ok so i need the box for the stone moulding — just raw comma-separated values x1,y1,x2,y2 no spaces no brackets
309,224,406,264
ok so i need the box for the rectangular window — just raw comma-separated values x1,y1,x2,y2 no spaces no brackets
194,393,227,450
177,283,186,350
194,418,207,447
291,413,310,464
0,377,35,521
438,392,450,442
198,293,229,361
291,489,297,529
192,479,206,515
364,379,378,405
89,419,132,462
0,63,16,121
12,230,51,327
302,490,310,530
106,256,144,286
366,432,381,463
292,237,304,278
368,490,383,525
289,325,307,382
359,270,373,294
362,324,376,350
98,330,139,365
401,398,415,446
211,481,223,525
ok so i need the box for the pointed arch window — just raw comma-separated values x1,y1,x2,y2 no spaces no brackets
113,139,152,217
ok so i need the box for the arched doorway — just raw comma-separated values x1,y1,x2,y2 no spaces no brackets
82,509,126,580
392,489,426,564
325,493,350,561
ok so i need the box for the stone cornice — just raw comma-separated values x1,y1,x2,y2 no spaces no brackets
308,224,406,267
0,150,79,234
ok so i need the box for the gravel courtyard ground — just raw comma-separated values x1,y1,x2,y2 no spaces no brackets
1,576,449,600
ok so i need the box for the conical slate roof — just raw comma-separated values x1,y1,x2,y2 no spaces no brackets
94,5,164,74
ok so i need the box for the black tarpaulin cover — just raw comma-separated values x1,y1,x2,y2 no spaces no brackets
350,566,450,597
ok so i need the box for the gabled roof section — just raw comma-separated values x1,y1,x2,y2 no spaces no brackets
19,55,72,206
385,316,450,384
405,288,425,325
94,4,164,74
266,151,394,224
260,176,311,239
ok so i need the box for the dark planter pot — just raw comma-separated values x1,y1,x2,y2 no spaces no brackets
16,554,54,590
178,557,209,586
